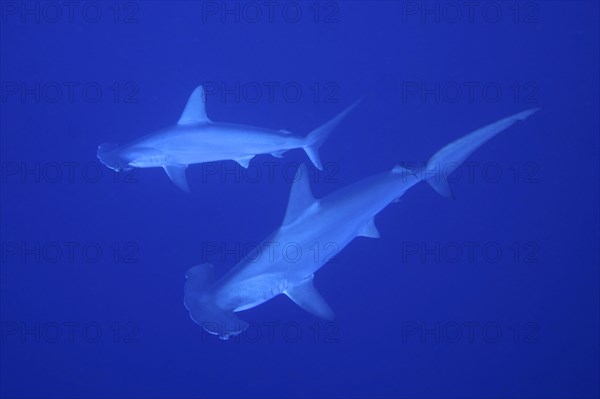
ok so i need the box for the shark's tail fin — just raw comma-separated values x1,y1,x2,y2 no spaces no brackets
302,98,363,170
184,264,248,340
97,143,131,172
424,108,540,199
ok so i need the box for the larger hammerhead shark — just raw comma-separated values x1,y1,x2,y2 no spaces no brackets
184,108,539,339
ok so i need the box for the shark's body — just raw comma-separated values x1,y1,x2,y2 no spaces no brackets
97,85,361,191
184,108,539,339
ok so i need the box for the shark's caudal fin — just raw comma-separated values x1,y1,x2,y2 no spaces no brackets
425,108,540,198
284,274,335,320
303,98,363,170
184,264,248,340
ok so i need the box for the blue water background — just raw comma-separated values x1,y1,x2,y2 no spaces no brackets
1,1,598,398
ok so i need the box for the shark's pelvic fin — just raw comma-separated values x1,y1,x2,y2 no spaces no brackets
271,150,286,158
178,85,212,125
427,176,455,199
282,164,316,226
284,275,335,320
163,164,190,192
391,164,412,174
358,218,380,238
184,264,248,340
302,97,363,170
234,156,254,168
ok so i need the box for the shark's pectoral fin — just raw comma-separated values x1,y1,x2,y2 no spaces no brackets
163,164,190,192
284,275,335,320
358,218,380,238
234,156,254,169
178,85,212,125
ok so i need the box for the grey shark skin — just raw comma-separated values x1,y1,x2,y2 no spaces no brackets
184,108,539,340
97,85,362,191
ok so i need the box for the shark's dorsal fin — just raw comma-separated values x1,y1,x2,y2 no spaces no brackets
284,275,335,320
178,85,211,125
282,164,315,226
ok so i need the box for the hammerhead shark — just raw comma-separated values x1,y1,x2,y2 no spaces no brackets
97,85,361,191
184,108,539,339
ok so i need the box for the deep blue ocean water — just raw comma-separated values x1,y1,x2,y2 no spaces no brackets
1,1,598,398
